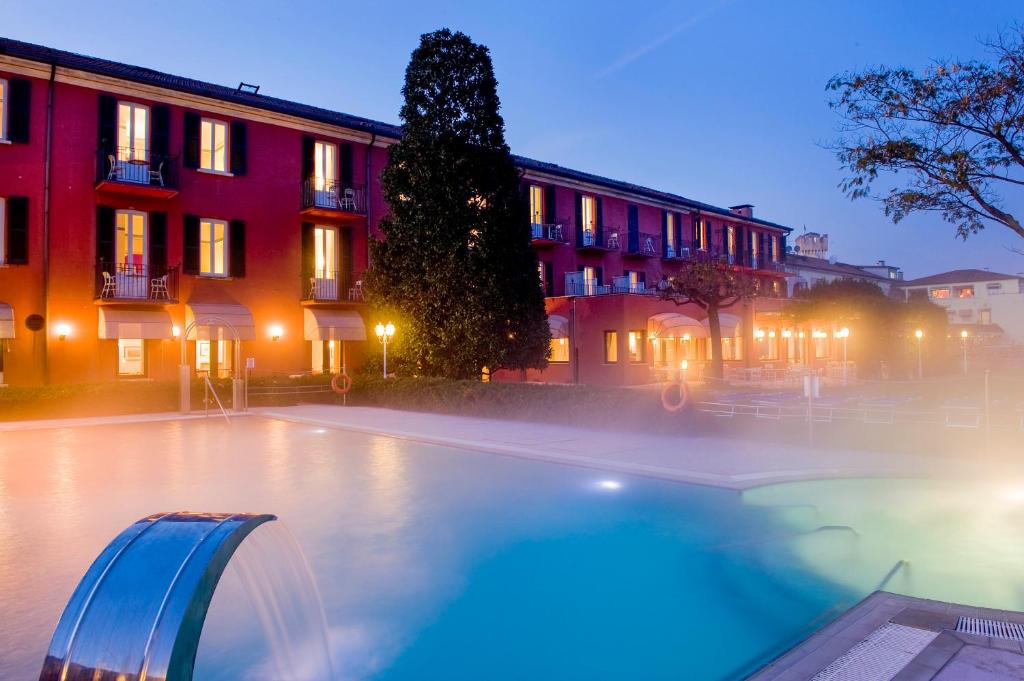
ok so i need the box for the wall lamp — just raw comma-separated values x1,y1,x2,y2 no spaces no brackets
55,323,72,341
269,324,284,342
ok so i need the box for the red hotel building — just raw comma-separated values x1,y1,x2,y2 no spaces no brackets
0,37,797,388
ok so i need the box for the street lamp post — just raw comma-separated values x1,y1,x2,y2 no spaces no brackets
835,327,850,386
960,329,969,375
914,329,924,379
375,321,396,379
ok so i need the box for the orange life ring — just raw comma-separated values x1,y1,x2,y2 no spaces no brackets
330,372,353,395
661,381,690,412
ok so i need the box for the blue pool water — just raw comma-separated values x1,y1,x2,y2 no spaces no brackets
1,418,1022,680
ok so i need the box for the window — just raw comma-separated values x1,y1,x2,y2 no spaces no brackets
529,185,544,224
116,210,147,270
0,197,5,264
117,339,145,377
580,195,596,243
604,331,618,363
930,288,950,299
200,119,228,172
196,340,231,377
987,282,1003,291
314,141,336,188
751,232,759,260
771,235,780,262
696,220,708,250
549,337,569,363
582,265,597,295
955,286,975,298
199,219,228,276
627,270,641,292
980,309,992,324
727,225,736,258
627,330,645,363
117,101,149,162
312,340,343,374
665,213,676,251
0,79,6,141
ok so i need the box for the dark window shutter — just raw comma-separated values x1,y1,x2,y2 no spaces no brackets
544,261,553,297
595,197,603,245
301,222,315,277
595,266,603,286
301,136,315,180
545,185,557,224
149,212,167,273
229,220,246,277
780,233,788,261
6,197,28,264
96,205,115,267
8,78,31,144
574,192,583,245
627,205,639,252
182,215,200,274
183,112,200,168
151,105,170,158
340,227,353,292
230,121,248,175
639,271,646,286
339,143,353,187
97,95,118,179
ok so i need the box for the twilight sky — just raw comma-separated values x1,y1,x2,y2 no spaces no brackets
7,0,1024,278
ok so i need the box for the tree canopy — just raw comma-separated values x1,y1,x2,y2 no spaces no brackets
366,29,550,379
658,258,757,379
829,28,1024,241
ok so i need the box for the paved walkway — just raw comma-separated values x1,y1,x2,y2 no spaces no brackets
254,405,979,490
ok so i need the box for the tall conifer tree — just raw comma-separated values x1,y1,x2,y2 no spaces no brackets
366,29,549,378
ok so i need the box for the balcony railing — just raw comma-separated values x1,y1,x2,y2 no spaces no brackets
95,261,179,302
625,232,659,257
577,229,622,251
611,275,654,294
301,270,365,302
531,223,568,244
97,147,178,189
302,179,367,215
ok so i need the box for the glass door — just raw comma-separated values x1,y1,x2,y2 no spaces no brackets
116,211,148,298
313,225,339,299
116,101,149,183
314,141,337,208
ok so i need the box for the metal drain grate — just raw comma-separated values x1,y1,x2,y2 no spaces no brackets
811,623,937,681
956,616,1024,641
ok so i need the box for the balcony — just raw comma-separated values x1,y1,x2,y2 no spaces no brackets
576,229,619,253
662,243,693,260
95,261,179,303
611,275,655,295
300,270,366,305
623,232,659,258
95,148,179,199
301,180,367,221
531,223,568,246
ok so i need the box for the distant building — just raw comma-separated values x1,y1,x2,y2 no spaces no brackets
785,254,900,296
855,260,904,283
793,232,829,259
900,269,1024,343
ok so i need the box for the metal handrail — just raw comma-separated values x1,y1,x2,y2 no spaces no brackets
203,375,231,424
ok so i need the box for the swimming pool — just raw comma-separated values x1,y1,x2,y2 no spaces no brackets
0,418,1021,680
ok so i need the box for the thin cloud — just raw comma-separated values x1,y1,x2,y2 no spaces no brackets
593,0,733,80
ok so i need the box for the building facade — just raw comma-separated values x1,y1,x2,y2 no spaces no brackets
0,38,827,388
900,269,1024,343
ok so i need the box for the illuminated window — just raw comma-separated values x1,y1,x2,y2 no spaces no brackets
312,340,343,374
751,232,759,260
727,225,736,257
549,337,569,363
955,286,974,298
771,235,780,262
665,213,676,251
314,141,337,189
199,219,228,276
757,329,780,360
580,195,596,243
0,197,5,264
986,282,1002,291
117,339,145,377
627,270,640,292
930,288,950,299
0,79,6,141
627,330,645,363
117,101,148,162
604,331,618,363
200,119,228,172
529,185,544,224
696,219,708,250
115,210,147,269
196,340,230,377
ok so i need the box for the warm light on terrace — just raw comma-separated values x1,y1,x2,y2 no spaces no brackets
834,327,850,339
172,325,181,338
55,323,72,340
960,329,969,339
269,324,284,341
754,329,766,339
375,322,395,340
782,329,793,338
915,329,924,339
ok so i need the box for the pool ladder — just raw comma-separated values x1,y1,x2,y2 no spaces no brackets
203,375,231,424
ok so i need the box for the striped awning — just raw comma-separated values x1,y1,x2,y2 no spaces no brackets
303,308,366,341
548,315,569,339
703,313,742,337
647,313,707,339
0,302,13,339
98,308,173,339
186,302,256,341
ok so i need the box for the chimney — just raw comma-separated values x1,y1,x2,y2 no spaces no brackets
729,204,754,218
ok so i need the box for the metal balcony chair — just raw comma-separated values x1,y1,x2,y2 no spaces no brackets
149,161,165,187
607,232,620,249
106,155,125,181
339,188,356,211
100,271,117,298
348,280,363,301
643,236,655,255
150,274,169,300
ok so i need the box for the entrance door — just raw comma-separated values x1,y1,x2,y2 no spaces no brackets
313,226,339,299
116,101,149,183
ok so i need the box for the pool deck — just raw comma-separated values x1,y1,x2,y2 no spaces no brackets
253,405,985,490
749,591,1024,680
